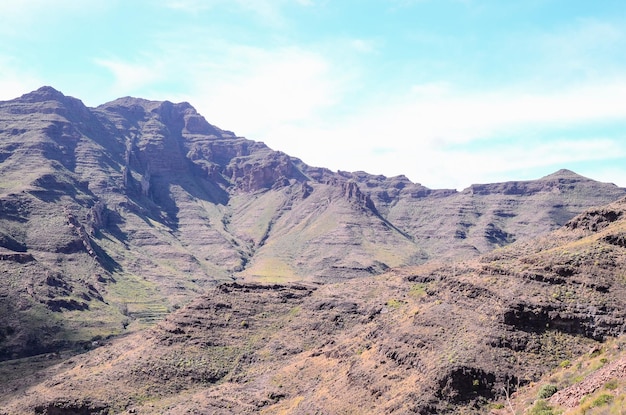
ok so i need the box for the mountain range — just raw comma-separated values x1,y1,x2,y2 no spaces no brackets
0,87,625,414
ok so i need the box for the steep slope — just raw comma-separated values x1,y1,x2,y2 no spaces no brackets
0,86,624,361
3,198,626,414
490,335,626,414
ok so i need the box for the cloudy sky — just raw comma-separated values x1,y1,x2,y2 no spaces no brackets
1,0,625,190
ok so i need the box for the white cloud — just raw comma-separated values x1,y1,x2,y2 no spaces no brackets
400,80,626,145
442,138,626,189
190,47,340,131
94,57,166,96
91,37,348,136
296,77,626,144
586,165,626,187
240,77,626,190
0,56,43,100
443,139,626,177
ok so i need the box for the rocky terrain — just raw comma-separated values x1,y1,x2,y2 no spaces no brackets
494,334,626,414
0,87,624,363
2,196,626,414
1,87,626,414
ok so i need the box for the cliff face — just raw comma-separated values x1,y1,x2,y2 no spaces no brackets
0,86,624,361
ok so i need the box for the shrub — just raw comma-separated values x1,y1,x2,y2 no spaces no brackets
409,283,427,298
604,379,619,390
529,400,555,415
386,299,404,309
591,393,614,407
537,384,558,399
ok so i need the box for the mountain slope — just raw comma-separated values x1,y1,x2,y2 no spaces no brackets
491,334,626,414
2,197,626,414
0,86,624,362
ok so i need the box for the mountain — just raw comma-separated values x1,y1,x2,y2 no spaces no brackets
0,86,624,362
2,196,626,414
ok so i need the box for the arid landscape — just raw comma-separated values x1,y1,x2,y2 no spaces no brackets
1,87,625,414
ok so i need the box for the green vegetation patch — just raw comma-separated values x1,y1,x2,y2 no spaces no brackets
386,299,405,309
537,384,558,399
604,379,619,390
409,283,427,298
590,393,614,407
529,400,556,415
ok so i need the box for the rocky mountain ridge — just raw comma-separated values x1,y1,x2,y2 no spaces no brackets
0,86,625,363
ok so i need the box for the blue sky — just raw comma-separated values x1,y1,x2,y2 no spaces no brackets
1,0,626,190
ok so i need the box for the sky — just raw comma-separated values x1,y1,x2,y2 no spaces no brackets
1,0,626,190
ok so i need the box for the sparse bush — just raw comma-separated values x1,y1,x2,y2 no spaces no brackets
386,299,404,309
409,283,427,298
604,379,619,390
529,400,555,415
537,384,558,399
559,359,571,368
590,393,614,407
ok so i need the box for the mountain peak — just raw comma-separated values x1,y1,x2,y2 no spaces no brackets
98,96,168,113
13,86,93,121
19,86,68,103
98,96,234,137
540,169,589,181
